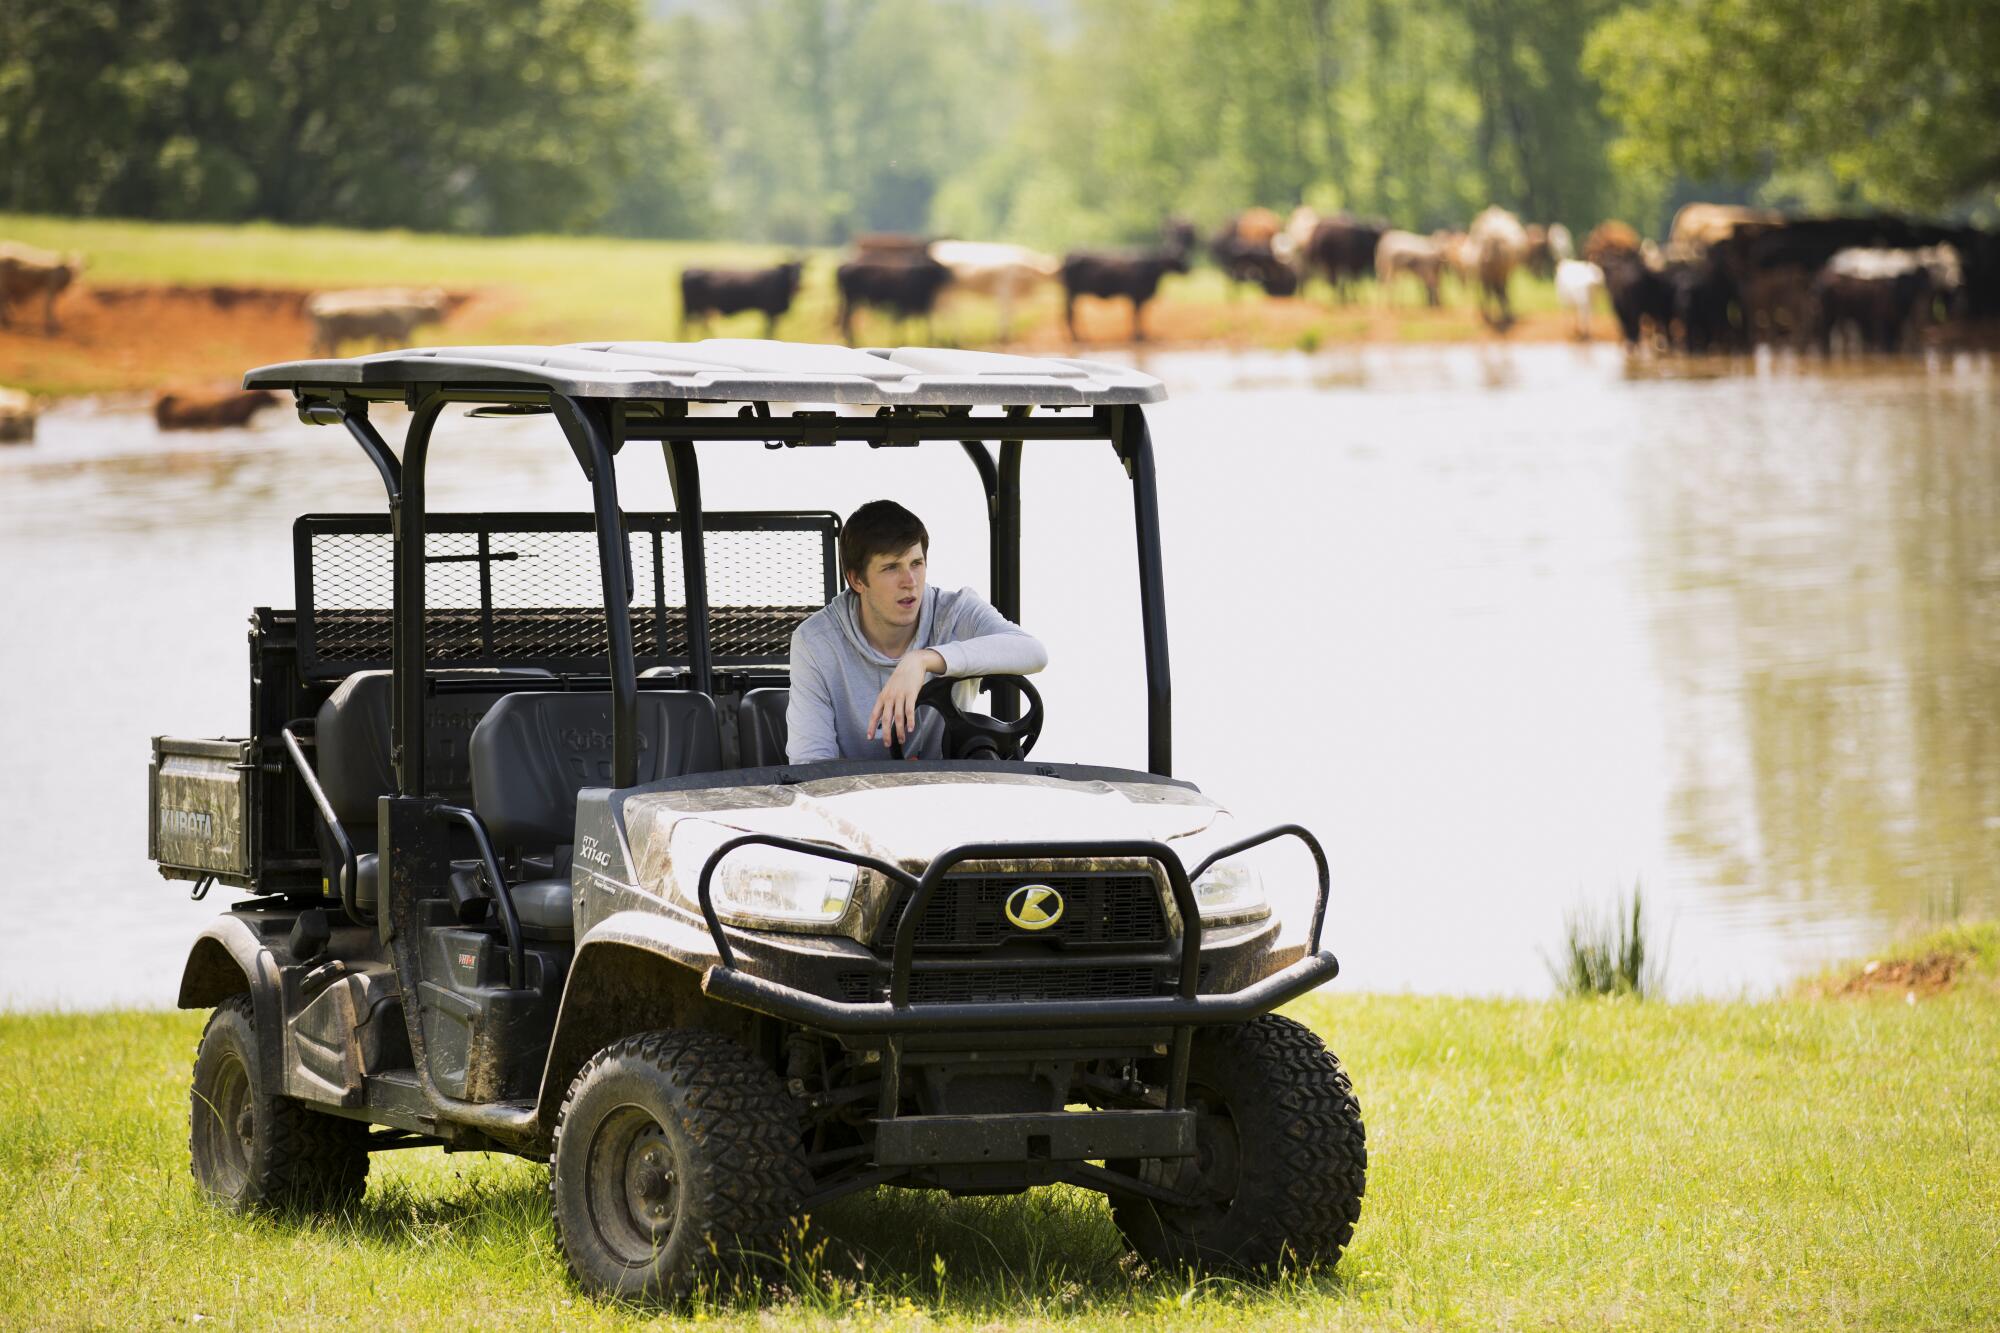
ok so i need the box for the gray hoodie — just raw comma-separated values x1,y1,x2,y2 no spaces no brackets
785,585,1047,762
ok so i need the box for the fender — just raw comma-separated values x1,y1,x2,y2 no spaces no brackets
177,915,286,1095
531,910,743,1129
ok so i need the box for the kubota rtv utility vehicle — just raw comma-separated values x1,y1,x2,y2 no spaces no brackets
153,340,1365,1302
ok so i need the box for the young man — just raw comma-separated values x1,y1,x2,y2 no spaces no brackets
787,500,1047,762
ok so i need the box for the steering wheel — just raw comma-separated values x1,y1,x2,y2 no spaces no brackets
889,674,1044,761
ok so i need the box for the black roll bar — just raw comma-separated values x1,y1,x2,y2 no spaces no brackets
663,439,713,694
391,391,448,797
551,394,640,789
324,393,1175,782
1114,405,1173,776
277,723,365,926
433,804,526,991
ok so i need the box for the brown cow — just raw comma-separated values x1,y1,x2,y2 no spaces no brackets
154,388,281,431
0,242,85,333
1468,207,1529,330
1583,221,1642,266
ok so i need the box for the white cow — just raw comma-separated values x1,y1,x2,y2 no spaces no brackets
1555,259,1605,340
928,241,1059,342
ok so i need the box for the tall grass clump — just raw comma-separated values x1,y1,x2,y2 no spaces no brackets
1548,883,1664,998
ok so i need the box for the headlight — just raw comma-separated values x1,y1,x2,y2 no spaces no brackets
1191,855,1270,924
670,821,857,929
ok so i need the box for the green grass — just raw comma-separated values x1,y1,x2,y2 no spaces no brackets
0,213,826,345
4,977,1996,1329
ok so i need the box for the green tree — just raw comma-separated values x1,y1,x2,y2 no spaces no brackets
1584,0,2000,215
0,0,658,234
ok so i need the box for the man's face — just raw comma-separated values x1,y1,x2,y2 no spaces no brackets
848,541,927,631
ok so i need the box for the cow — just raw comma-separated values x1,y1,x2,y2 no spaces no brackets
1374,230,1446,307
1583,220,1642,266
1555,259,1604,340
154,388,281,431
1300,214,1386,302
928,241,1059,341
678,260,802,338
1600,250,1673,348
835,254,955,345
1668,256,1745,354
1211,234,1298,296
0,386,35,443
306,288,456,356
1468,206,1530,330
1668,203,1784,256
1210,209,1294,295
1058,223,1196,343
1523,223,1574,280
0,242,85,334
1813,248,1955,353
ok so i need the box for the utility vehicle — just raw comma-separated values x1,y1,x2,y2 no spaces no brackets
154,340,1364,1301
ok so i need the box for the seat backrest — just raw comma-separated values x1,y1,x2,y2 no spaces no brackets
314,669,552,825
737,688,791,768
470,691,722,849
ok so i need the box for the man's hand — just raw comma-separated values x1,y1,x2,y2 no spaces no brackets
868,648,946,751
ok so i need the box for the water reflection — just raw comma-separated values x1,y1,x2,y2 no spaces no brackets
1641,363,2000,950
4,346,1997,1006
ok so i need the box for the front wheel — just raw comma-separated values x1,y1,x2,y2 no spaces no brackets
189,994,369,1211
550,1029,810,1304
1111,1014,1366,1273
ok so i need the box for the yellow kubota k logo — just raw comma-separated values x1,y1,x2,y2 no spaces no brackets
1004,884,1065,931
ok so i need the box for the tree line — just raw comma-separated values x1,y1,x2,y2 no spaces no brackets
2,0,1992,245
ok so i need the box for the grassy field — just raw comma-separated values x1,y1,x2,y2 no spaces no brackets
4,929,1995,1330
0,214,1581,397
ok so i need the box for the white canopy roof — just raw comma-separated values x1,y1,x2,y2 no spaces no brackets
245,339,1166,406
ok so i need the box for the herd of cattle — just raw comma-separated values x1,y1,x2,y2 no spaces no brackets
681,203,2000,354
3,209,1991,359
1573,206,1998,354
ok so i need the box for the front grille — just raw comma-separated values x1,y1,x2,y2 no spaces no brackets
872,870,1169,950
837,965,1164,1004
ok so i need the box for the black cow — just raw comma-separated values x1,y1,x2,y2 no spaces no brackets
679,261,803,337
1600,252,1673,348
1669,257,1745,354
1813,268,1933,354
1058,222,1196,342
1302,215,1386,302
834,255,954,344
1211,235,1299,296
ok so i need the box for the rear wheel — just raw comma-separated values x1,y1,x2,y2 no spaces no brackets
550,1030,809,1305
189,994,369,1211
1111,1014,1365,1273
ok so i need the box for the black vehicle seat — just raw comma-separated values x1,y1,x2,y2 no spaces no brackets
737,687,790,767
313,668,552,911
469,691,722,940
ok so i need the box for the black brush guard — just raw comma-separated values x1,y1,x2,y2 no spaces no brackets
697,826,1337,1126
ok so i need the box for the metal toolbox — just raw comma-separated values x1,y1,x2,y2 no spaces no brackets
150,736,257,885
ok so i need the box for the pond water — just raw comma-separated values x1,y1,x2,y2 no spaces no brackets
4,344,1997,1008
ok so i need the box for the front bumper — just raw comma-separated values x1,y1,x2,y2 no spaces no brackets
702,946,1338,1032
695,825,1335,1035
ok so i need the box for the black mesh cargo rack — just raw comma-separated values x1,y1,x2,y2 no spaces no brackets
294,510,838,679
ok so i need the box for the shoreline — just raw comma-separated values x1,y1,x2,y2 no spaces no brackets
0,276,1596,401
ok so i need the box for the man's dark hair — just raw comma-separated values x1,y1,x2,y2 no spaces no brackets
841,500,929,582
